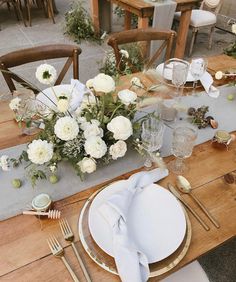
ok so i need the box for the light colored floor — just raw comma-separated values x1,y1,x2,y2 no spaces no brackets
0,0,235,98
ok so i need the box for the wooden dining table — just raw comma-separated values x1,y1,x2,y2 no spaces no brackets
0,54,236,281
90,0,201,59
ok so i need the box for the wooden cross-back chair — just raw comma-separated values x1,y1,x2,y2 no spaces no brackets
107,28,176,72
0,44,81,94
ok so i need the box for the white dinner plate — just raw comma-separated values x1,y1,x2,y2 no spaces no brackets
36,84,76,110
88,182,186,263
156,63,195,82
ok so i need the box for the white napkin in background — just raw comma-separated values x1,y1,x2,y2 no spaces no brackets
99,168,169,282
69,79,90,111
200,72,220,98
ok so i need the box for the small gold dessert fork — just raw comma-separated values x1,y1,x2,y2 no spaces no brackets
47,235,80,282
59,218,92,282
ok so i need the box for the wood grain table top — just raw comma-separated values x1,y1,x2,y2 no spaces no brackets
0,54,236,281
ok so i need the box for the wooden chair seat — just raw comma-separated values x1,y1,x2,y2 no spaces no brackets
107,28,176,73
0,44,81,94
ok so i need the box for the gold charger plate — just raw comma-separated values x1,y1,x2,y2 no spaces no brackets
78,185,192,278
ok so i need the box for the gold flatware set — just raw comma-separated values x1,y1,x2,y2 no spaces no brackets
47,219,92,282
168,176,220,231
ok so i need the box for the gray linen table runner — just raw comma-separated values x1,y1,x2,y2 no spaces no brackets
1,85,236,220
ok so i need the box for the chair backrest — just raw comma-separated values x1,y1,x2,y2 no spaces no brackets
201,0,223,14
0,44,81,93
107,28,176,72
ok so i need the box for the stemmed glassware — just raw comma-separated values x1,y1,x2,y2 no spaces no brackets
141,117,165,167
168,124,197,174
190,57,208,96
163,58,189,100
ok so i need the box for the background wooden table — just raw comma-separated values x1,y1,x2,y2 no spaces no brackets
90,0,200,59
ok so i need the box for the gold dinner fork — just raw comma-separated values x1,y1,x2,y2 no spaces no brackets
47,235,80,282
59,218,92,282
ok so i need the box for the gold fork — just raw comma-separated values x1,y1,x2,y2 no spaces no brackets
59,218,92,282
47,235,80,282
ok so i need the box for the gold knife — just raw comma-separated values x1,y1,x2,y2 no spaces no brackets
168,183,210,231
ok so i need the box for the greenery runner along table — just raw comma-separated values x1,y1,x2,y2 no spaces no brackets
90,0,200,58
0,54,236,281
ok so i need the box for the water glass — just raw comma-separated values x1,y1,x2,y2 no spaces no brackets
141,117,165,167
190,57,207,96
169,124,197,174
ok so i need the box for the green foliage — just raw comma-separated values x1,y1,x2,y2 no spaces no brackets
64,1,101,43
224,42,236,58
99,43,145,77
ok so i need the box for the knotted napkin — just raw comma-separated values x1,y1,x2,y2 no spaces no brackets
99,168,169,282
200,72,220,98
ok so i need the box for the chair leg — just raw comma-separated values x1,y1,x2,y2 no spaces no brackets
189,28,197,57
15,0,27,27
25,0,32,26
47,0,55,24
208,25,215,50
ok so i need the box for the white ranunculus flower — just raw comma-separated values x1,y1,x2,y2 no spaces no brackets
232,23,236,34
107,116,133,140
27,140,53,165
130,77,144,89
35,64,57,85
91,119,100,126
84,136,107,159
54,116,79,141
86,79,94,89
77,116,87,124
118,89,137,106
119,49,129,59
78,157,96,173
215,71,223,80
84,123,103,139
109,140,127,160
0,155,10,171
9,97,21,111
57,97,69,113
92,73,115,93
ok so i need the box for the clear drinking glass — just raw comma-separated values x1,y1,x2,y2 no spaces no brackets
168,125,197,174
141,117,165,167
163,58,189,100
190,57,208,96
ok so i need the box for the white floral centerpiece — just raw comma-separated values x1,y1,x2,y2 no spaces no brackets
9,64,144,186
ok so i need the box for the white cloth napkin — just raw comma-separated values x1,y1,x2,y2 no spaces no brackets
99,168,169,282
69,79,90,111
200,72,220,98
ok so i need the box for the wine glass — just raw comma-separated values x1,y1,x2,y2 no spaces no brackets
168,124,197,174
163,58,189,100
141,117,165,167
190,57,208,96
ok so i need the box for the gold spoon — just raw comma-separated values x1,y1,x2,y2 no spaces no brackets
176,176,220,229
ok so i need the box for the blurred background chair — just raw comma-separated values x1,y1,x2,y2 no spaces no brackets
0,0,27,29
107,28,176,73
174,0,223,56
0,44,81,93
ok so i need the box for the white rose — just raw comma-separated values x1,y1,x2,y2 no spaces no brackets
27,140,53,165
215,71,223,80
54,116,79,141
57,97,69,113
84,136,107,159
92,73,115,93
84,124,103,139
109,140,127,160
118,89,137,105
119,49,129,59
0,155,10,171
232,23,236,34
35,64,57,85
107,116,133,140
78,157,96,173
9,97,21,111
